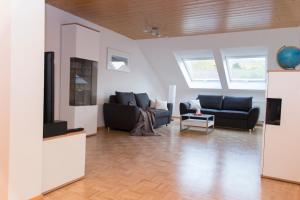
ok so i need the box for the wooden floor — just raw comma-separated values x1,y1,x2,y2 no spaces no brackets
44,122,300,200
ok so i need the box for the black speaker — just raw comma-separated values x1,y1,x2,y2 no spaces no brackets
44,52,55,123
43,52,67,138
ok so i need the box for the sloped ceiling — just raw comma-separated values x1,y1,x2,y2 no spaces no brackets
137,26,300,97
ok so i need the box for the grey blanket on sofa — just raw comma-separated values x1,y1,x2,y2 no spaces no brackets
130,108,159,136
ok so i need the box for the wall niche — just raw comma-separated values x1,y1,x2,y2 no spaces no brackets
265,98,282,125
69,57,97,106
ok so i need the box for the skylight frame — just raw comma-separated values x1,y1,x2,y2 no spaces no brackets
182,57,221,82
174,50,222,89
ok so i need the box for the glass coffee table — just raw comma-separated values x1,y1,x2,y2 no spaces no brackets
180,113,215,134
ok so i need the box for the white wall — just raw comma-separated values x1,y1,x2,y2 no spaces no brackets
138,27,300,115
0,0,11,199
0,0,45,199
8,0,45,199
45,4,166,126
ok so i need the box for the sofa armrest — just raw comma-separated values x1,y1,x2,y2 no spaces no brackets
179,102,190,115
167,103,173,123
179,102,197,115
103,103,140,131
247,107,260,129
167,103,173,115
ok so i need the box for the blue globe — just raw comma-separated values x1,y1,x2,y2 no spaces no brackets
277,46,300,70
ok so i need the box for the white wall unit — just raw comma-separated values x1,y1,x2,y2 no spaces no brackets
75,26,100,61
42,132,86,193
262,71,300,183
60,24,99,136
74,106,98,135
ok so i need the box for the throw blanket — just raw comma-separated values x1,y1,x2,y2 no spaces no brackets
131,108,159,136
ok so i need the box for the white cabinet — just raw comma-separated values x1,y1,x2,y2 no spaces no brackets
60,24,100,136
42,132,86,193
262,71,300,183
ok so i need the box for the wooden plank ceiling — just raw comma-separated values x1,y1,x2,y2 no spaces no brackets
46,0,300,40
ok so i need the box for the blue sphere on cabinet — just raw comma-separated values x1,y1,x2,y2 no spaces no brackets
277,46,300,70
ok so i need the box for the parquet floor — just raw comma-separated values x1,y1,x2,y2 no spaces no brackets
44,122,300,200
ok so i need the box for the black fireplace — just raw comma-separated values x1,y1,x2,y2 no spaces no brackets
265,98,282,125
43,52,67,138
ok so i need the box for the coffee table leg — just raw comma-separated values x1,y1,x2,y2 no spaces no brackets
206,116,215,134
180,116,188,132
212,116,215,131
180,117,182,131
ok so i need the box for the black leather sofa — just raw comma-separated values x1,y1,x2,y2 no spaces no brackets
180,95,259,130
104,92,173,131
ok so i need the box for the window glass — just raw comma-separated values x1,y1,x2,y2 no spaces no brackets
183,59,220,81
225,56,266,81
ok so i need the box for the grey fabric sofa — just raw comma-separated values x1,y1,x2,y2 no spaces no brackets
103,92,173,131
180,95,259,130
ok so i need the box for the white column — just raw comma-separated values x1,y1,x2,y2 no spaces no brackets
0,0,45,199
168,85,177,105
0,1,11,199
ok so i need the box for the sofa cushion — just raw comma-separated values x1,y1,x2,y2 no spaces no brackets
151,109,170,118
115,92,137,106
197,95,223,109
218,110,249,119
188,99,201,110
135,93,150,109
201,108,248,119
200,108,222,115
109,95,118,103
155,99,168,110
222,96,252,112
150,99,156,108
